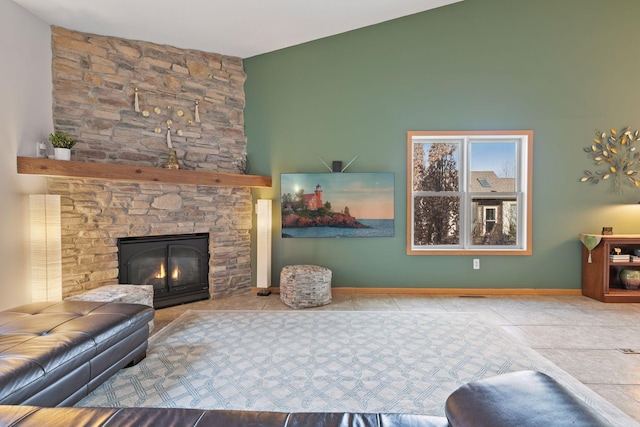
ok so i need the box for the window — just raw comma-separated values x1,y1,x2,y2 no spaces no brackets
477,178,491,188
407,130,532,255
483,206,497,234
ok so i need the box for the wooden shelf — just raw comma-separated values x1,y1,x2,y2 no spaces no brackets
610,262,640,267
599,289,640,303
17,157,271,188
581,234,640,303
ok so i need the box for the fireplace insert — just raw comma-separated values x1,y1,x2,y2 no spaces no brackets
118,233,209,309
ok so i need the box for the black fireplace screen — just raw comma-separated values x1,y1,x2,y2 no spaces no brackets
118,233,209,309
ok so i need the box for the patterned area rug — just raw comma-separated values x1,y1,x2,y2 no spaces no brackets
77,310,634,426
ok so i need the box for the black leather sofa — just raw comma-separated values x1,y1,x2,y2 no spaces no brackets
0,371,614,426
0,300,154,407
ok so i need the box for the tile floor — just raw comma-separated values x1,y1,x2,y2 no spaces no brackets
154,292,640,422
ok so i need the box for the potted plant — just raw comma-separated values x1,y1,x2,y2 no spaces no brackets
48,130,76,160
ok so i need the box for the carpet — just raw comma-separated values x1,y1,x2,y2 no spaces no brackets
77,310,635,426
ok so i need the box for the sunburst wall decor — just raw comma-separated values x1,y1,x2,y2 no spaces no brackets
580,126,640,194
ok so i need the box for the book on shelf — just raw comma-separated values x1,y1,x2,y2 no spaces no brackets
610,254,631,262
631,256,640,263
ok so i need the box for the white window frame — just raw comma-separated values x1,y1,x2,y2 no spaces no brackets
483,206,497,235
406,130,533,256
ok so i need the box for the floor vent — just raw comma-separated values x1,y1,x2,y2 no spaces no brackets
617,348,640,355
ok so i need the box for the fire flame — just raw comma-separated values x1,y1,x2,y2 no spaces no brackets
154,263,180,281
155,263,166,279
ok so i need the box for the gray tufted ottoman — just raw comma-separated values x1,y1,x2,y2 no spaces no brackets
280,264,332,309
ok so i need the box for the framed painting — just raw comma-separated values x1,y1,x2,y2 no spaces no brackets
280,172,395,238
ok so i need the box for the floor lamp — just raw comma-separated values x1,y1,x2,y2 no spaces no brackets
29,194,62,302
256,199,272,296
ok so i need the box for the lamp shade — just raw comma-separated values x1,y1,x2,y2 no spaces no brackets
256,199,272,289
29,194,62,302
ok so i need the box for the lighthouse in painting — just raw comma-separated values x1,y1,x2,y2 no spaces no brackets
303,184,323,210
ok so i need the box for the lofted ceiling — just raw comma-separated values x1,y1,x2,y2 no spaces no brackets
12,0,462,58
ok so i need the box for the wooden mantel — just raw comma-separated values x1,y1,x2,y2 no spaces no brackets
17,157,272,188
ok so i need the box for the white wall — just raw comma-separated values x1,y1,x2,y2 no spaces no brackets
0,0,51,309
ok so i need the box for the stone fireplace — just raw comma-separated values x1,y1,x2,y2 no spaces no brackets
48,27,256,300
49,177,252,300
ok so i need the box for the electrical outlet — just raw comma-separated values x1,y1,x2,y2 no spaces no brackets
473,259,480,270
36,142,47,158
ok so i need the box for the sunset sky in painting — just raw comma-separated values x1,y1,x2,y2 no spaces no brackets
281,173,394,220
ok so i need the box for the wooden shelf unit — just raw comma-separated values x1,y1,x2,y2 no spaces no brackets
581,234,640,303
17,157,271,188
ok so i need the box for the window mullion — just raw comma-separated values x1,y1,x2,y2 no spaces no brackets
460,138,469,249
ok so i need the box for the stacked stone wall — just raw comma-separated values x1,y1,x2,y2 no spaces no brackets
49,27,252,298
51,26,246,169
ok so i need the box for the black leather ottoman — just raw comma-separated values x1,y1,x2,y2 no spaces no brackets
0,300,154,407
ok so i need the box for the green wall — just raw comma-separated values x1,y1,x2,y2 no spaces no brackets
244,0,640,290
